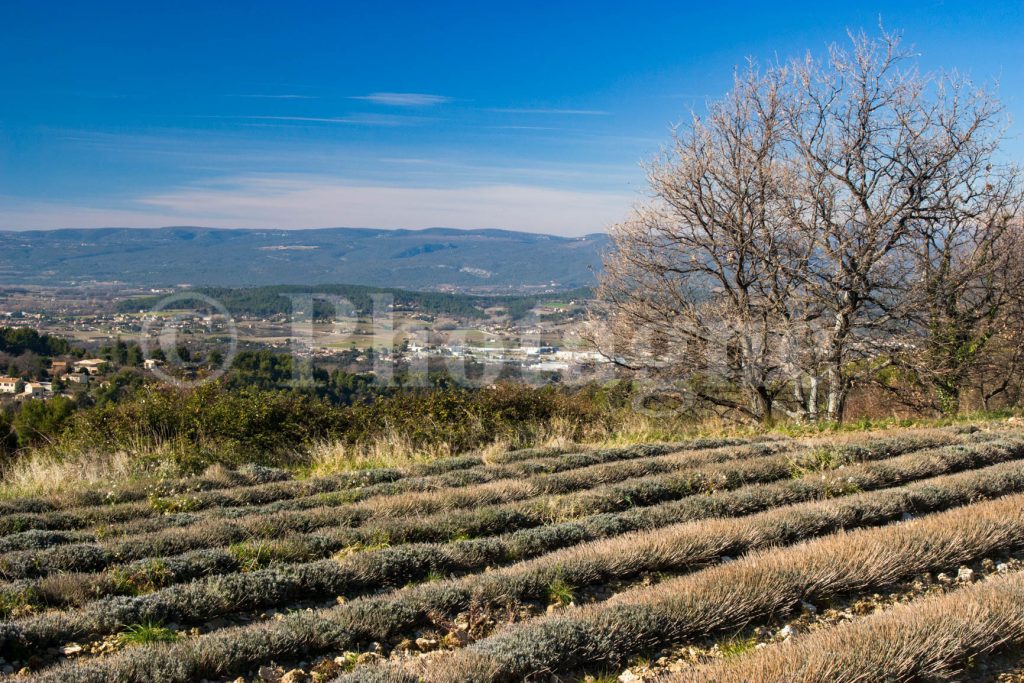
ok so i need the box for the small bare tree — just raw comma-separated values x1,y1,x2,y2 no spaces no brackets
901,168,1023,413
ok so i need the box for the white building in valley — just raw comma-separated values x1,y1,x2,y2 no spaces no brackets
23,381,53,396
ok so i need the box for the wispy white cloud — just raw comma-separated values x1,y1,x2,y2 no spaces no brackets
352,92,452,107
1,174,632,236
488,108,610,116
232,94,319,99
489,125,561,131
231,114,418,126
377,157,436,165
40,127,645,188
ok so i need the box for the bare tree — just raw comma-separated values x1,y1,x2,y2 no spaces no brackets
901,167,1023,413
782,29,1010,421
592,29,1022,425
592,66,797,424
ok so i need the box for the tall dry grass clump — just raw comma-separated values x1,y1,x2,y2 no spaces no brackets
307,431,454,474
0,438,194,501
308,414,604,474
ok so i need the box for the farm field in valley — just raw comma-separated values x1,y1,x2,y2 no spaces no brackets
2,421,1024,682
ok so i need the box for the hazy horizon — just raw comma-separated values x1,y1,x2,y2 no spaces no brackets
0,224,608,237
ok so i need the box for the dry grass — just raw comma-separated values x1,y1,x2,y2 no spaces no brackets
304,413,1016,480
666,571,1024,682
590,411,738,446
581,410,1024,448
4,408,1015,500
310,417,594,474
307,433,454,474
0,443,189,501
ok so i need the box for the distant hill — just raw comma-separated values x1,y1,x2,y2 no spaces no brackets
117,284,592,320
0,227,608,291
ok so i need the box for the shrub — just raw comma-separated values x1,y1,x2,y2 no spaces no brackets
0,584,38,619
228,539,313,572
546,576,575,607
35,381,616,476
108,559,173,595
116,622,179,647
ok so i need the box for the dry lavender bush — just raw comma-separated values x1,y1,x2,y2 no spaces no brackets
0,422,1019,683
663,570,1024,682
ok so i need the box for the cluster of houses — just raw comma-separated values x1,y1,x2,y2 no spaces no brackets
404,343,608,374
0,358,109,400
0,376,55,398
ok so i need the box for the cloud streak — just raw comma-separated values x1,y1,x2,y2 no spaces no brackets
488,108,610,116
2,174,632,236
352,92,452,106
231,114,417,126
232,94,319,99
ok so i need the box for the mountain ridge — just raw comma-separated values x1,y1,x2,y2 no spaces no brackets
0,226,608,291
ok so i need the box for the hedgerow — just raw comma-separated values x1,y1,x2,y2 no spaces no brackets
0,432,997,602
0,462,419,536
35,379,732,481
0,433,867,581
0,430,963,539
9,440,1024,666
0,529,87,553
0,452,793,590
0,440,735,538
485,437,754,465
0,463,292,516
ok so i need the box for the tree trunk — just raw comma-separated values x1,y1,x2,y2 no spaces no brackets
826,362,848,422
825,303,852,423
754,386,774,426
807,375,819,421
792,378,806,421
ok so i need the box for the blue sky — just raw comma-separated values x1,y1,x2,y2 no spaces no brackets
1,1,1022,235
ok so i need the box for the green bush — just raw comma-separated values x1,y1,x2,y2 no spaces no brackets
41,381,609,473
12,397,76,449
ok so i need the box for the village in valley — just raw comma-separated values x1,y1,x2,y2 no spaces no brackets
0,357,110,400
0,282,610,405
